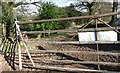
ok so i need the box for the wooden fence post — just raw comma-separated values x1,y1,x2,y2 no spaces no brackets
15,21,22,70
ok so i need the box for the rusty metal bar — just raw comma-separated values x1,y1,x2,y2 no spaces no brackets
18,12,119,24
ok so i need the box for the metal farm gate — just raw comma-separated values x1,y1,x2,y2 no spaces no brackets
11,12,120,72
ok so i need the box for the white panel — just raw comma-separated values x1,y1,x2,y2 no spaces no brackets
78,31,117,42
78,32,95,41
98,31,117,41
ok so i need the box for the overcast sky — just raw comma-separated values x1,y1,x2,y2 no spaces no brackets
17,0,79,15
16,0,120,17
46,0,78,7
16,0,116,7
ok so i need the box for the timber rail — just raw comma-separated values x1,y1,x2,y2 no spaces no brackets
18,12,120,24
16,12,120,72
0,12,120,72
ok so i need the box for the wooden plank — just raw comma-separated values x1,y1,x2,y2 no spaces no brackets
28,41,120,45
18,12,119,24
22,26,120,34
29,50,120,56
16,21,35,67
22,41,35,67
95,18,100,70
35,65,119,73
15,21,22,70
32,58,120,66
28,41,79,45
78,26,120,32
15,21,35,69
23,29,77,34
17,42,22,70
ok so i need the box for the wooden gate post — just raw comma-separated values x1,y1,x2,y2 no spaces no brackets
15,21,22,70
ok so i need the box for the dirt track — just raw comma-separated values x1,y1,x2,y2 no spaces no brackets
18,34,120,72
0,55,12,72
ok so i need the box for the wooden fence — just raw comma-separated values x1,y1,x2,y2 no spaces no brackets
15,12,120,72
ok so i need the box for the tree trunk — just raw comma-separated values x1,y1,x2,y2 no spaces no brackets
4,2,14,38
109,0,118,26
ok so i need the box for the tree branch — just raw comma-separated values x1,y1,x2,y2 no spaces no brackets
15,2,41,7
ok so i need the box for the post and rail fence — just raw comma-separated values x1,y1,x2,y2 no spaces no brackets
2,12,119,72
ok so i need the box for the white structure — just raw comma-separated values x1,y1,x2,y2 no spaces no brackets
98,31,117,41
78,31,117,42
78,32,95,41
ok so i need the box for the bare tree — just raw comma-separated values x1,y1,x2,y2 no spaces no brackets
109,0,118,26
2,1,41,38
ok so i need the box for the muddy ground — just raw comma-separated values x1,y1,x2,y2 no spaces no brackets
0,34,120,73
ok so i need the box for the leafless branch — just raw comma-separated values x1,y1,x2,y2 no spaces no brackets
15,1,41,7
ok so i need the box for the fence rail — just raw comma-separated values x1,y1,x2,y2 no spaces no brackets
14,12,120,72
23,26,120,34
28,41,120,45
18,12,120,24
29,50,120,56
35,65,119,73
32,58,120,66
